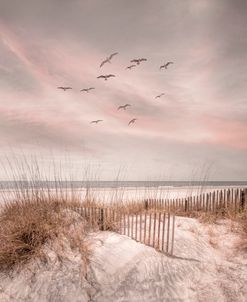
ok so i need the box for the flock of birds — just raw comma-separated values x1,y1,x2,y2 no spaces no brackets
57,52,174,126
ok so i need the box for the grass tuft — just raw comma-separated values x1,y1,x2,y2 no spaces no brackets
0,197,90,271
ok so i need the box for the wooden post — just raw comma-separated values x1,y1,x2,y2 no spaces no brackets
223,189,226,209
212,192,215,213
135,213,138,241
161,213,166,252
119,211,122,234
202,193,205,211
185,198,188,212
128,213,130,237
216,190,219,210
219,190,223,210
206,193,209,212
124,213,126,235
153,212,157,248
99,208,104,231
144,212,147,244
240,189,246,211
157,212,161,251
170,215,175,256
131,213,134,239
148,213,152,246
139,213,142,242
227,189,230,209
234,189,237,214
144,199,148,210
93,207,97,228
166,213,170,253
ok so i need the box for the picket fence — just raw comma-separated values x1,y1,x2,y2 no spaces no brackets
144,187,247,214
75,207,176,256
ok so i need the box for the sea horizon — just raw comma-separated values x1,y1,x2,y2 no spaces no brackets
0,180,247,189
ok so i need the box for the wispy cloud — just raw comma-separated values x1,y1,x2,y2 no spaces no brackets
0,0,246,179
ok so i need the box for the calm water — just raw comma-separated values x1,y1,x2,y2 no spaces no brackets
0,180,246,189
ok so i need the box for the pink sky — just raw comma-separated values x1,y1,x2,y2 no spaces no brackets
0,0,247,180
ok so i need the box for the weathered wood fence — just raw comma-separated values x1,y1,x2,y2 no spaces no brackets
75,207,176,255
144,187,247,214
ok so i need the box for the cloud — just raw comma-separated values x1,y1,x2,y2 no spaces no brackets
0,0,246,179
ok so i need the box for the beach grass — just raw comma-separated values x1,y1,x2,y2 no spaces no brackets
0,194,90,270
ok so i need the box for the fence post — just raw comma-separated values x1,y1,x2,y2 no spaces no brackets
162,213,166,252
128,213,130,237
139,213,142,242
144,199,148,210
99,208,104,231
119,211,122,234
166,213,170,253
185,199,188,212
135,213,138,241
153,212,157,248
157,212,161,251
170,215,175,256
206,193,209,212
240,189,246,211
148,213,152,246
144,212,147,244
131,214,134,239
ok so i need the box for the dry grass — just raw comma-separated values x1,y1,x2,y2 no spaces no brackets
0,196,91,271
236,209,247,252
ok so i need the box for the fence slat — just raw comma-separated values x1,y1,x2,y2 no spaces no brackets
171,215,175,256
139,213,142,242
166,213,170,253
157,212,161,251
144,212,147,244
148,213,152,246
153,212,157,248
162,213,166,252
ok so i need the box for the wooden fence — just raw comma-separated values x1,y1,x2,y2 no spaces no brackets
75,207,176,256
144,187,247,214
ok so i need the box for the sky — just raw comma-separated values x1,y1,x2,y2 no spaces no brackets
0,0,246,180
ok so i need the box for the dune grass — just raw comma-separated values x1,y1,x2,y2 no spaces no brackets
0,195,91,271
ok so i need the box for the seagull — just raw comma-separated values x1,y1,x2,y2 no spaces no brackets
100,52,118,67
97,74,116,81
128,118,137,126
80,87,95,93
118,104,131,110
126,64,136,70
130,58,147,65
57,87,72,91
90,120,103,124
160,62,174,70
155,93,165,99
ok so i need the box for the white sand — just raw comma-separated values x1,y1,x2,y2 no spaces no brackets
0,214,246,301
89,217,247,301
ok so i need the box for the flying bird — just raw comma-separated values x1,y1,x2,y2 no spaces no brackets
128,118,137,126
80,87,95,93
118,104,131,110
90,120,103,124
130,58,147,65
100,52,118,67
155,93,165,99
126,64,136,70
160,62,174,69
57,87,72,91
97,74,116,81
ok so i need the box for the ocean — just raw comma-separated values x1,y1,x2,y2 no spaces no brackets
0,181,246,203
